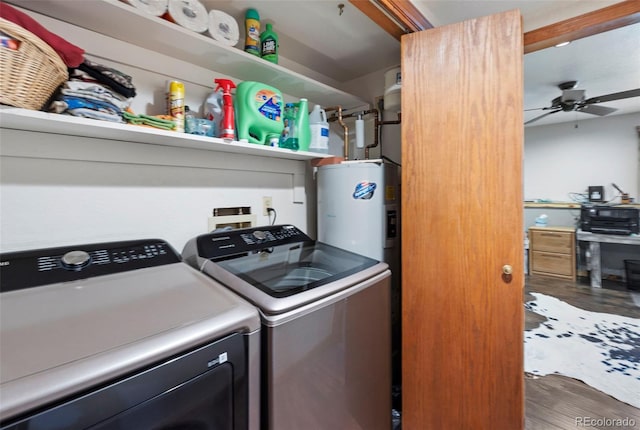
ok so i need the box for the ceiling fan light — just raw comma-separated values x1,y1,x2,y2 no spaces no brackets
554,41,571,47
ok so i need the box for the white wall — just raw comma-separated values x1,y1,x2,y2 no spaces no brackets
0,7,327,253
524,113,640,203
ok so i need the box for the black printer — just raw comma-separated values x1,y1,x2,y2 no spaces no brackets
580,205,639,235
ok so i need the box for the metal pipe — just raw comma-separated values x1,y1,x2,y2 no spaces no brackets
373,112,401,159
342,109,380,159
325,106,349,160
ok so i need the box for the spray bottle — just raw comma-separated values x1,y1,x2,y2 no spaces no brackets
214,78,237,140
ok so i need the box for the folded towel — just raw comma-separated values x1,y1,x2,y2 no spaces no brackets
139,114,176,130
77,59,136,98
0,3,84,67
123,110,176,130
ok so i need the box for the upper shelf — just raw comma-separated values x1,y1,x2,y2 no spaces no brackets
7,0,366,109
0,107,330,161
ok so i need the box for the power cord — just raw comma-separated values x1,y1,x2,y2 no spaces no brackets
267,207,277,225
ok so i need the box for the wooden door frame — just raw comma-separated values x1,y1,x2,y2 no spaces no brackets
352,0,640,50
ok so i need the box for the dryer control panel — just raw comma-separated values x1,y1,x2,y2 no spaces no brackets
0,239,181,292
197,225,312,259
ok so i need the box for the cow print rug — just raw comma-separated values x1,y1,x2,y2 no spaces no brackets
524,292,640,408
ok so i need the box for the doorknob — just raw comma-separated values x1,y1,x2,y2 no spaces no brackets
502,265,513,275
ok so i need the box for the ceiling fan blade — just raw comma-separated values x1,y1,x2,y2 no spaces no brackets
578,104,617,116
584,88,640,104
525,109,561,125
561,89,585,102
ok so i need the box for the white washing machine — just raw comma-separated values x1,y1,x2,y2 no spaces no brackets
0,239,260,430
182,225,391,430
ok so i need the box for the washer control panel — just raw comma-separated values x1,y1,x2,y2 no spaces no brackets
198,225,311,259
0,240,180,292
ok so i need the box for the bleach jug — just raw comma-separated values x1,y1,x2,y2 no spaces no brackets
235,81,284,145
309,104,329,153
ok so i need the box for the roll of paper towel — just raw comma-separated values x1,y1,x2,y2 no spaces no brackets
164,0,208,33
208,10,239,46
121,0,168,17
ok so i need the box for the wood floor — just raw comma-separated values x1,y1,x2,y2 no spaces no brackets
524,275,640,429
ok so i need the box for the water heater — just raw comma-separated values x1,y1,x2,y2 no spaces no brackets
317,159,402,392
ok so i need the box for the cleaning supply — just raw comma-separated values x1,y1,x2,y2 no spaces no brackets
244,8,260,56
235,81,284,145
296,98,311,151
167,80,185,132
280,99,310,151
214,78,237,140
309,104,329,153
260,23,278,64
204,90,224,136
280,103,297,149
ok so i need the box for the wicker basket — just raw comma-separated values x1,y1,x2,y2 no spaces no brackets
0,17,68,110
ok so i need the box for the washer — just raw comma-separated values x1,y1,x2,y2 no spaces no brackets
182,224,391,430
0,239,260,430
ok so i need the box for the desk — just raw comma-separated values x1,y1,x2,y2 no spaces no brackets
576,230,640,288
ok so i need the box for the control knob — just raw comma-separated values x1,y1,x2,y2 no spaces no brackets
253,230,267,241
61,250,91,271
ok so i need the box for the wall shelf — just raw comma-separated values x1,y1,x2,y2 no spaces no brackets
0,107,329,161
7,0,366,109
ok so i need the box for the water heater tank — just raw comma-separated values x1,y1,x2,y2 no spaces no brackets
383,66,401,112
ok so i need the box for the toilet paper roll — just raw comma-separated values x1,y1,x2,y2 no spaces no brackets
120,0,168,17
208,10,239,46
164,0,208,33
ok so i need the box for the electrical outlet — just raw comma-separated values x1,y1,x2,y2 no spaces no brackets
262,196,272,216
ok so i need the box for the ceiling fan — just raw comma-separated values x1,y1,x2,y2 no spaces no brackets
525,80,640,125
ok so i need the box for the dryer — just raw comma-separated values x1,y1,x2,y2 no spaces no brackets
0,239,260,430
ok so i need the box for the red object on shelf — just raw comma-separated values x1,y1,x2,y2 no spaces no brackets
214,78,237,139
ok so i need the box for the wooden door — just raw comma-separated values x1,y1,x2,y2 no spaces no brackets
401,10,524,429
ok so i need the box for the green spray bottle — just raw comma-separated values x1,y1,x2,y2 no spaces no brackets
260,23,278,64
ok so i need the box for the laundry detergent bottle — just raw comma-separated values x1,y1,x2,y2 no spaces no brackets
279,99,310,151
244,9,261,56
235,81,284,145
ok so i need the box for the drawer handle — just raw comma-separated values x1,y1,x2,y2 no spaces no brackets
502,265,513,275
539,233,564,237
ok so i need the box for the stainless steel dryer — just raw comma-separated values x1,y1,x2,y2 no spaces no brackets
182,225,391,430
0,239,260,430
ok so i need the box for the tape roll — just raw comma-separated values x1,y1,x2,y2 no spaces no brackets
164,0,208,33
208,10,239,46
121,0,168,17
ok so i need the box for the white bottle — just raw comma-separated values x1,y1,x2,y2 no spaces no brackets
309,104,330,153
204,90,224,137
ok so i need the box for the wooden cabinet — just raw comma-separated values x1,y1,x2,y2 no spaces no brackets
529,226,576,280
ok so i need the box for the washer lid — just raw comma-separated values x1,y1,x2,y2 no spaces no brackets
213,241,378,298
